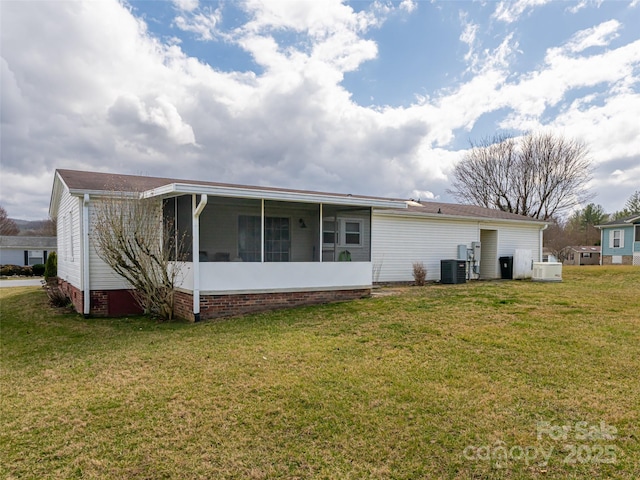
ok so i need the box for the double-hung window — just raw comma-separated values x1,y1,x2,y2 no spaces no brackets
322,218,363,247
612,230,623,248
28,250,44,266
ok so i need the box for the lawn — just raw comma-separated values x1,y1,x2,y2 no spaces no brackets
1,266,639,479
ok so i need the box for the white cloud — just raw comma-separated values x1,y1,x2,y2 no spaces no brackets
492,0,551,23
564,19,620,53
172,0,199,13
399,0,417,14
174,8,222,41
0,0,638,219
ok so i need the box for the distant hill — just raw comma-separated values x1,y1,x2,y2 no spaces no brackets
9,219,56,236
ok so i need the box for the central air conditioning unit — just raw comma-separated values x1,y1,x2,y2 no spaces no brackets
532,262,562,282
440,259,466,284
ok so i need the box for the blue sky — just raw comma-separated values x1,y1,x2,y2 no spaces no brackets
1,0,639,220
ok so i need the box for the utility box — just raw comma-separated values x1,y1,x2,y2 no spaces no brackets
471,241,481,262
457,244,468,261
441,259,466,284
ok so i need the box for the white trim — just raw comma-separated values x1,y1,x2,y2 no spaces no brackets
82,194,90,315
141,183,406,209
374,208,547,227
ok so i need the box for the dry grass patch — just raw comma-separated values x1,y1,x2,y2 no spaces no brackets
1,267,639,479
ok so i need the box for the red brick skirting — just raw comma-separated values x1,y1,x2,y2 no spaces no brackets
58,279,368,320
174,288,371,321
57,279,142,317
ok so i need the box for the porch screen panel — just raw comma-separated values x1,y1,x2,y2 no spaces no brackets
238,215,290,262
238,215,261,262
265,217,290,262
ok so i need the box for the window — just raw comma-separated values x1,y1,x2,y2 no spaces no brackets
238,215,290,262
323,218,363,247
582,253,591,258
28,250,44,266
612,230,622,248
344,220,362,246
68,211,74,260
636,225,640,242
323,219,337,245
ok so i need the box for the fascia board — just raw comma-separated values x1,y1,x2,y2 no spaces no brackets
141,183,407,209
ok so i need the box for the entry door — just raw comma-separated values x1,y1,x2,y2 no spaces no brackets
479,229,498,279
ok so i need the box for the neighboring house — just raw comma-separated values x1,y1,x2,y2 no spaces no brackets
596,215,640,266
372,202,547,282
0,236,56,267
49,169,549,320
561,246,601,266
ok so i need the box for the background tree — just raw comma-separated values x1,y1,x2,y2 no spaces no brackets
92,193,186,320
0,205,20,236
609,190,640,220
566,203,607,246
448,132,593,220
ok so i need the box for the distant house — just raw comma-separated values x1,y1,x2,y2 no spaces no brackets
596,215,640,266
0,236,56,267
561,246,601,266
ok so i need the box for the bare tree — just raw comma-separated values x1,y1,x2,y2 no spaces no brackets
449,132,593,220
92,193,186,320
0,205,20,236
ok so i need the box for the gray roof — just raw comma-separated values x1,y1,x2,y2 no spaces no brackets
0,236,57,249
597,214,640,227
55,169,546,225
382,200,547,224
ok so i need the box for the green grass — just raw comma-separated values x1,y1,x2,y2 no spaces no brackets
1,266,639,479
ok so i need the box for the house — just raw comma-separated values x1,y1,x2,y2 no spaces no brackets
49,169,549,320
49,169,406,320
0,236,56,267
596,215,640,266
371,202,547,282
561,246,601,266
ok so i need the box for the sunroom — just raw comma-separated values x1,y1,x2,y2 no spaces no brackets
142,182,406,320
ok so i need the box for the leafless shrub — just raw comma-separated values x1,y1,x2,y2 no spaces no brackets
92,192,187,320
412,262,427,286
43,278,71,308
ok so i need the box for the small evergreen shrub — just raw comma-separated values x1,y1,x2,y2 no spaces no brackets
412,262,427,286
44,252,57,280
32,264,46,276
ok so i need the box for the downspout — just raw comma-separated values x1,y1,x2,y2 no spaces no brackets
540,223,548,262
261,199,265,262
192,194,208,322
83,194,91,317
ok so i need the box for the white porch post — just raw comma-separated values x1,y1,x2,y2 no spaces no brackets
319,203,323,262
192,194,207,322
261,198,265,262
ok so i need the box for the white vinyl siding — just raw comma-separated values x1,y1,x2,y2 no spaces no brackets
372,214,478,282
371,212,543,283
87,199,140,290
56,188,82,289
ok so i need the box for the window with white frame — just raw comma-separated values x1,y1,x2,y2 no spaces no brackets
636,225,640,242
611,229,623,249
344,220,362,246
28,250,44,266
323,218,363,247
323,218,337,246
68,211,74,260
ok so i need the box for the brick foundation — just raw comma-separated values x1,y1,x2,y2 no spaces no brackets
174,288,371,321
57,279,142,317
602,255,633,266
57,279,368,320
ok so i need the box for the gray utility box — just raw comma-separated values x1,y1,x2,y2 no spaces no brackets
441,259,466,284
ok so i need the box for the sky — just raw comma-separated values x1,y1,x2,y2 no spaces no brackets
1,0,639,220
